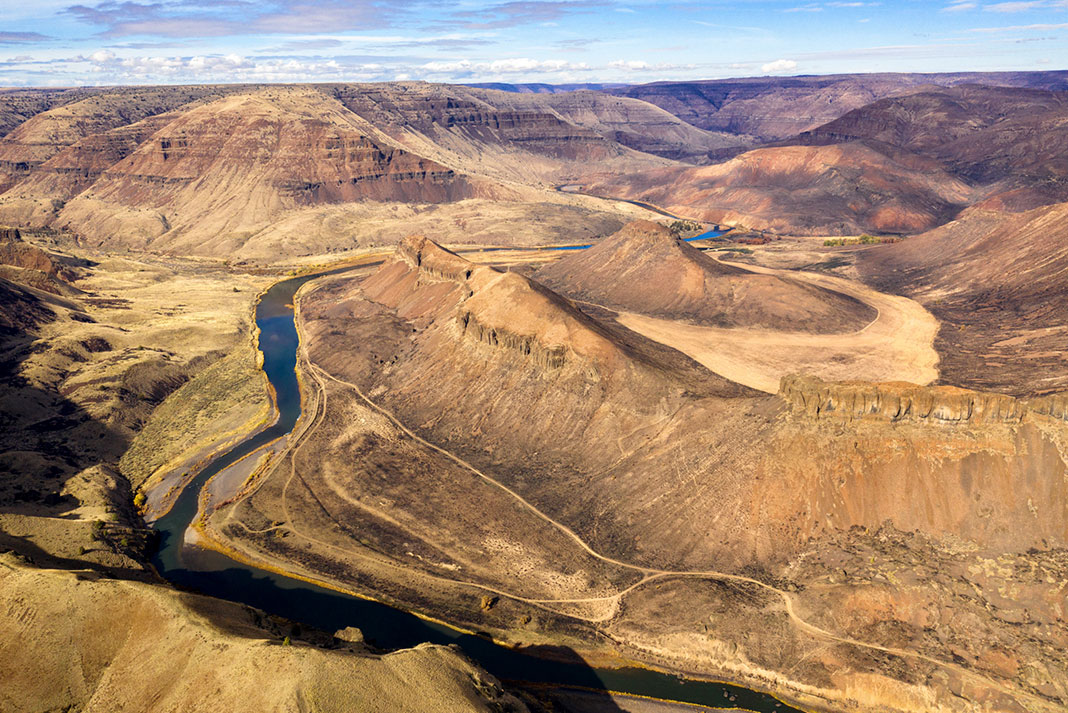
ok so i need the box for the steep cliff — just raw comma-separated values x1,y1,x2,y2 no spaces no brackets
780,375,1026,423
54,89,489,255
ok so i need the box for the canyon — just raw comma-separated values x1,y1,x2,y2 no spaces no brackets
2,70,1068,713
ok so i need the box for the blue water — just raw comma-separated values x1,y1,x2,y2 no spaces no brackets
546,229,725,251
149,263,801,712
685,229,727,242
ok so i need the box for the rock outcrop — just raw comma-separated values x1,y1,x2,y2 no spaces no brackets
0,225,75,282
780,375,1025,423
396,234,473,283
781,374,1068,425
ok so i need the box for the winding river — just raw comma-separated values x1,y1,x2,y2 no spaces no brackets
150,258,799,712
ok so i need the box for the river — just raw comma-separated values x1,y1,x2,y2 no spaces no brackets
150,260,800,713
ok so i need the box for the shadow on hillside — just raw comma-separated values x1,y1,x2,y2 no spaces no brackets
168,545,801,713
0,284,136,570
167,548,632,712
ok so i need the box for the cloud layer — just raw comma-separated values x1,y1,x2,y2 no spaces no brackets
0,0,1064,85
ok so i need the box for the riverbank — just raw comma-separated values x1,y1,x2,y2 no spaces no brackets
146,254,813,713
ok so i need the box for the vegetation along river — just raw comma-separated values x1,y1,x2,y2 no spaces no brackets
150,255,796,712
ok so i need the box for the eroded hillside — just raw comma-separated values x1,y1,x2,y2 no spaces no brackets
202,233,1068,713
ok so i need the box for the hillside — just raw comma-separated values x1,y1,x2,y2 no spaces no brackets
794,84,1068,208
578,78,1068,235
534,220,875,331
53,89,491,255
607,71,1068,140
0,554,523,713
583,142,973,235
860,200,1068,395
0,86,244,192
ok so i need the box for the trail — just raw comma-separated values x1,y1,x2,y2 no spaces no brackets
305,362,1043,711
211,262,1039,711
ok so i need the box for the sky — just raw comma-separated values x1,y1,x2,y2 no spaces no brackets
0,0,1066,86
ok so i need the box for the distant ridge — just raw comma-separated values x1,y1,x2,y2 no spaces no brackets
463,82,627,94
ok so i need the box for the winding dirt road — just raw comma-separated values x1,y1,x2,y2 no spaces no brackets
203,257,1045,712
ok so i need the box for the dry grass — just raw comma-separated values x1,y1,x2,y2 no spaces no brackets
120,345,269,490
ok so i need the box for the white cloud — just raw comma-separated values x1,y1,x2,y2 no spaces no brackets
941,1,977,11
966,20,1068,30
89,49,115,63
985,1,1046,11
761,58,798,73
420,57,593,75
608,59,649,70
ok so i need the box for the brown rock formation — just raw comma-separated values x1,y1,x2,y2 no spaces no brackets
0,226,75,284
780,375,1026,423
583,143,973,235
535,219,876,331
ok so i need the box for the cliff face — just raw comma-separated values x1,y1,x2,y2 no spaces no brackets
779,375,1031,423
762,375,1068,557
332,84,617,162
50,90,487,253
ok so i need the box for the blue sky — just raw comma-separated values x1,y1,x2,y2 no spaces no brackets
1,0,1066,86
